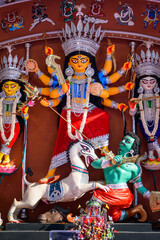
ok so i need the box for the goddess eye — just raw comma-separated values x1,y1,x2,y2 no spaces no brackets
4,85,9,88
81,59,88,63
141,80,148,84
150,80,156,84
71,60,78,63
11,85,16,88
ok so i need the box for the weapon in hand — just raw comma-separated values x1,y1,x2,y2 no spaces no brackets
130,95,160,104
17,83,40,114
45,54,65,84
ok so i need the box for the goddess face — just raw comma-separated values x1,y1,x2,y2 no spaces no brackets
140,76,157,92
119,135,135,157
2,81,20,96
68,54,91,73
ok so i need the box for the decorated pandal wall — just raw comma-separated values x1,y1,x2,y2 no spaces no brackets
0,0,160,238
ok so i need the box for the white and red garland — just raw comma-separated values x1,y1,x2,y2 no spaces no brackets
66,76,91,140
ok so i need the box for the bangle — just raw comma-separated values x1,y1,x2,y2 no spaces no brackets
143,190,151,199
50,70,56,77
58,88,65,96
118,86,125,93
110,101,118,109
101,68,108,77
106,54,112,61
134,181,143,189
117,68,125,77
92,182,97,190
48,100,54,107
35,69,43,78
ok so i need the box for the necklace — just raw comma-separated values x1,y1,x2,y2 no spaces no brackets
66,76,91,140
139,93,160,140
0,95,20,144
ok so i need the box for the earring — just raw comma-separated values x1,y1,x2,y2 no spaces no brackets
65,65,74,76
154,84,160,94
85,65,95,77
137,83,143,94
0,90,6,98
15,89,22,98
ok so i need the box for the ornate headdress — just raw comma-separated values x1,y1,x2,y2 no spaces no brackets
60,5,105,57
0,46,26,82
134,41,160,78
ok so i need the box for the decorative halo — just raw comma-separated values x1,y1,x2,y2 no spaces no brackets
90,82,103,96
25,59,38,72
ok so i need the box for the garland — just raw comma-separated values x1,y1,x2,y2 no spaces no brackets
66,76,91,140
0,95,20,145
139,93,160,140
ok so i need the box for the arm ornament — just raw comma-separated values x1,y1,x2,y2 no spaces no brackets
143,190,151,199
118,85,126,93
48,100,54,107
133,181,143,189
117,68,125,77
101,159,112,168
58,87,65,96
101,68,108,76
104,86,109,91
92,182,97,190
48,78,54,87
50,70,56,78
110,101,118,109
105,54,112,62
37,87,42,94
35,69,43,78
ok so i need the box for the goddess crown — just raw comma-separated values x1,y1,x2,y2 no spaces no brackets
60,6,105,57
0,46,26,82
134,41,160,78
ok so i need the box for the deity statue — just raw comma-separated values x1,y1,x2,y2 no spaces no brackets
89,132,152,222
0,47,29,173
129,42,160,170
27,13,133,184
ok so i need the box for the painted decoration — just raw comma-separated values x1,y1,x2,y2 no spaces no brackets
141,3,160,29
1,9,24,31
60,0,77,22
114,2,136,26
88,0,105,17
84,0,108,25
83,14,108,24
29,0,55,31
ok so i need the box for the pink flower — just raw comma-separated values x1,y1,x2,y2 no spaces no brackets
28,100,35,107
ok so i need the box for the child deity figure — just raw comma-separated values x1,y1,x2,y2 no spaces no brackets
27,17,134,183
0,48,29,171
129,43,160,169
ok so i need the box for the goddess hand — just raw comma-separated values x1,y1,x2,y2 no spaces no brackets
123,61,132,71
40,98,49,107
125,82,135,90
107,45,115,55
45,46,53,55
128,100,137,110
118,103,128,112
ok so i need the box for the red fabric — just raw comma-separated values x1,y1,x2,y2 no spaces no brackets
0,122,20,149
52,107,109,157
94,188,134,222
